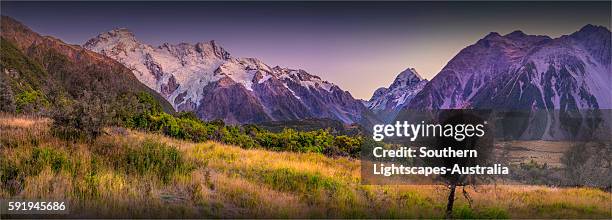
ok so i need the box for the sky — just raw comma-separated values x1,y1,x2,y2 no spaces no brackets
2,1,610,99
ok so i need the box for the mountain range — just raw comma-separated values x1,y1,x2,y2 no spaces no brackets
407,25,611,110
83,29,374,125
2,16,610,137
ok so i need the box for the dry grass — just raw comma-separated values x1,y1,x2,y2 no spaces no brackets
500,141,575,168
0,116,49,128
1,115,610,218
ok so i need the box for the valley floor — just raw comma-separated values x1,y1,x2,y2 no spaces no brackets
0,115,610,218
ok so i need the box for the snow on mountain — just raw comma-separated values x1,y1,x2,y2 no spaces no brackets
84,29,230,107
404,25,611,140
364,67,427,122
84,29,373,125
408,25,611,110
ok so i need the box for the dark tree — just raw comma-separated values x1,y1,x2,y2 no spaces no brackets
0,73,16,113
424,110,495,218
562,142,611,190
51,92,109,142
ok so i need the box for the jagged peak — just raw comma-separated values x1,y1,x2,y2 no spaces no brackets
100,28,136,40
476,32,505,46
503,30,551,44
484,32,502,39
84,28,139,50
209,40,220,47
475,30,551,49
190,40,215,47
239,57,268,68
273,66,295,73
154,40,230,60
194,40,230,59
568,24,611,43
576,24,610,34
370,87,389,100
570,24,611,42
240,57,264,64
396,67,424,81
382,67,426,94
110,27,134,35
505,30,526,38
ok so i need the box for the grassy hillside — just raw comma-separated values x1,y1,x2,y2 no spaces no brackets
0,16,174,115
1,115,610,218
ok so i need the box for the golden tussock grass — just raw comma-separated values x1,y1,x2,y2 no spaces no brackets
0,115,610,218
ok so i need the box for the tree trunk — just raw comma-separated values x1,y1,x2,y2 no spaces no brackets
446,183,456,219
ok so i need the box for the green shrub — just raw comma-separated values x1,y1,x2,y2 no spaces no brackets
121,140,194,183
0,147,87,196
479,207,509,219
0,160,22,195
452,205,509,219
121,93,363,157
51,100,105,142
15,90,48,113
25,147,72,175
259,167,341,195
453,205,476,219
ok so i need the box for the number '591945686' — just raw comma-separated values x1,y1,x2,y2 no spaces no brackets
1,200,69,215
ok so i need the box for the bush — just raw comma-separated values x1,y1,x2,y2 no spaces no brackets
51,100,106,142
0,74,16,113
15,90,49,113
124,110,363,157
561,143,611,188
0,159,21,195
115,92,363,157
46,89,363,157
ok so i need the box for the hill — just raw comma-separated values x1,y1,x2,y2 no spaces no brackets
1,115,610,218
0,16,173,116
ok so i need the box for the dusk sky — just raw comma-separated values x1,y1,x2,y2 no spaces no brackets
2,1,610,99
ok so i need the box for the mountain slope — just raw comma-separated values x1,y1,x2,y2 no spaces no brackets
84,29,374,125
0,16,173,114
403,25,611,140
408,25,611,110
364,67,427,122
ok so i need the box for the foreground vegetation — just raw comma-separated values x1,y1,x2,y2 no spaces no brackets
122,107,362,157
1,115,610,218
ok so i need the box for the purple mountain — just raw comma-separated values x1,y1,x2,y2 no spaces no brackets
400,25,611,140
364,67,427,122
408,25,611,110
84,29,375,125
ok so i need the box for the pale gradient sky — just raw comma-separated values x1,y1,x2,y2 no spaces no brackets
2,1,610,99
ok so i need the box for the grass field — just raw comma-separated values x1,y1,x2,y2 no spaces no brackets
1,115,610,218
499,141,574,168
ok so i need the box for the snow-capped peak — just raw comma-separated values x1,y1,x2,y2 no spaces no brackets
409,25,611,110
101,28,136,39
391,67,424,87
85,28,136,42
365,67,428,121
84,29,369,125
